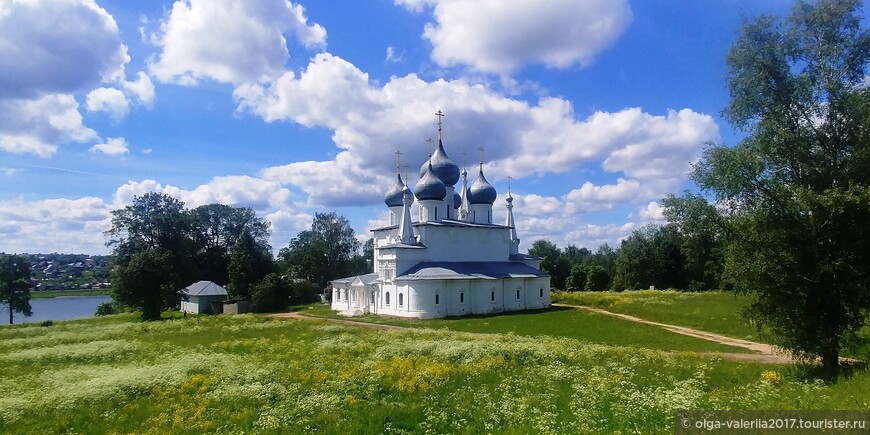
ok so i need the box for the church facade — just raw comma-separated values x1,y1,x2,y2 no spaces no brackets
330,116,551,318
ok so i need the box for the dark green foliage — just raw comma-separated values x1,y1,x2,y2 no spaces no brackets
613,225,687,291
680,0,870,377
565,263,587,291
106,193,276,320
528,240,570,289
112,249,178,321
95,302,116,316
250,273,291,313
106,193,195,320
189,204,271,285
227,229,274,300
278,212,361,287
0,254,32,324
584,265,609,292
662,194,727,291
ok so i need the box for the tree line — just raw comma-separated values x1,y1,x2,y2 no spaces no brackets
105,192,370,320
529,219,724,293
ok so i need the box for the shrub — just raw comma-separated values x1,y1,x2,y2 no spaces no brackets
251,274,291,313
95,302,116,316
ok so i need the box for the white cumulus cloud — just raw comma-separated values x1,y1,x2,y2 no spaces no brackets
0,0,128,99
149,0,326,85
0,94,98,158
90,137,129,156
86,87,129,119
396,0,632,75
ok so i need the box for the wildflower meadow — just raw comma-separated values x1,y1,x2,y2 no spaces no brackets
0,309,867,434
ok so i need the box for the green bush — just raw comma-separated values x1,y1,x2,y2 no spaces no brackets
94,302,116,316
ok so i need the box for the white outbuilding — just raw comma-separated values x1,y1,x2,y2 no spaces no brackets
331,114,551,319
180,281,228,314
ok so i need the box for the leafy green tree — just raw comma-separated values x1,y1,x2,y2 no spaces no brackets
0,254,32,324
588,243,616,287
106,192,194,320
613,225,659,290
663,193,727,291
189,204,270,284
112,249,177,321
250,273,291,313
613,224,687,291
227,229,274,300
682,0,870,377
565,263,588,291
279,212,361,288
528,239,570,289
584,265,610,291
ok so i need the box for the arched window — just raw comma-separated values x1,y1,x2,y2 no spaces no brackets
460,292,464,303
435,293,440,305
516,288,521,300
399,293,404,306
539,288,544,298
491,291,495,302
434,208,438,220
385,292,390,305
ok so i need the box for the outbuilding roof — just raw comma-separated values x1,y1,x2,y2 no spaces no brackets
181,281,228,297
396,261,548,281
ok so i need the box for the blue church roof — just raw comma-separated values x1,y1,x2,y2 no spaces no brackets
414,162,447,201
384,173,405,207
468,169,497,204
419,140,460,186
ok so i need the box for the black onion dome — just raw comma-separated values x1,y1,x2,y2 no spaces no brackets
419,140,460,186
384,173,405,207
468,170,497,204
414,163,447,201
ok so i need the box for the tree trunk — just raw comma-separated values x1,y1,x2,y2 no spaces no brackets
822,347,839,380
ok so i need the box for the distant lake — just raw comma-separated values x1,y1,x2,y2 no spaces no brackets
1,295,112,324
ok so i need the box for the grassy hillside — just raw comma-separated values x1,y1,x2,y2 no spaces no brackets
553,290,759,340
1,311,868,434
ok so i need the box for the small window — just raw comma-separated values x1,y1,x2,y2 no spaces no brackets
435,293,440,305
460,292,464,303
516,289,521,300
385,292,390,306
491,291,495,302
539,288,544,298
434,208,438,220
399,293,404,306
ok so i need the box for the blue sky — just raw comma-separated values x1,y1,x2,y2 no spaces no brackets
0,0,796,254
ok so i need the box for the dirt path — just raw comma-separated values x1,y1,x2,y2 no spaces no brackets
271,309,801,364
552,304,781,353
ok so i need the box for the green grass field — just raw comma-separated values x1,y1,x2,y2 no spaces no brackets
298,304,744,353
1,298,868,433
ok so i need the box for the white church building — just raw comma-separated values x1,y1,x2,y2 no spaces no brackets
330,115,551,318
